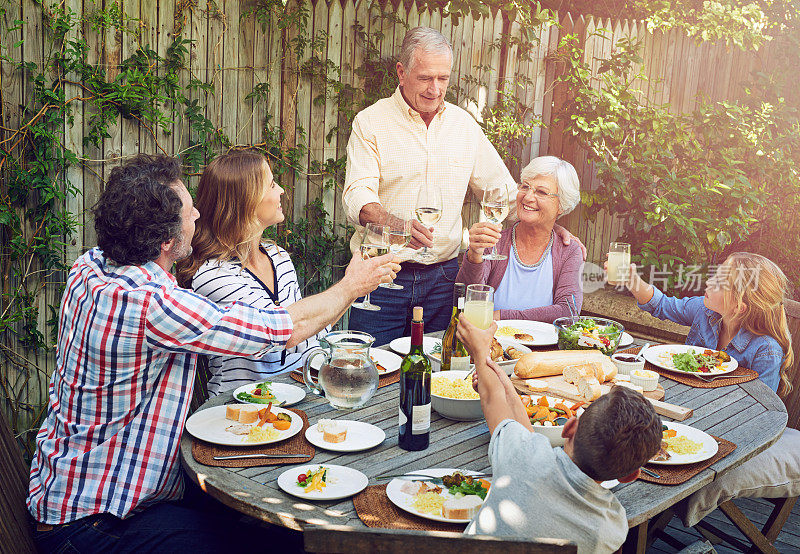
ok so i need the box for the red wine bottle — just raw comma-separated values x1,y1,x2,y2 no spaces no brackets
399,306,431,451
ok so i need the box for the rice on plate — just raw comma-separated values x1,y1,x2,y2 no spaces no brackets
432,374,480,400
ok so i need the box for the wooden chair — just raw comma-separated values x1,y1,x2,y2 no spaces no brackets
0,409,36,554
694,298,800,553
190,355,212,413
303,524,577,553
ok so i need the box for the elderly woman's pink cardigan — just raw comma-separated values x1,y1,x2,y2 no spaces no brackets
455,226,584,323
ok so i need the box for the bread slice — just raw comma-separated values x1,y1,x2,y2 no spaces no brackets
442,495,483,520
577,375,602,402
563,363,593,385
321,420,347,443
238,405,260,424
525,379,548,393
225,405,241,421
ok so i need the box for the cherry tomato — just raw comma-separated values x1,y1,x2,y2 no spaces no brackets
297,473,307,483
254,388,262,395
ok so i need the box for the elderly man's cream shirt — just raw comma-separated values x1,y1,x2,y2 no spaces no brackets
343,87,517,263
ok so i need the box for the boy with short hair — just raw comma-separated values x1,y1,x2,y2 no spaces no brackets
457,317,662,553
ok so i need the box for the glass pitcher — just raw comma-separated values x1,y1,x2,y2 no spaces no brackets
302,330,379,409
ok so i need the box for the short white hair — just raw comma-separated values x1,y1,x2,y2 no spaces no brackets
398,27,453,72
520,156,581,215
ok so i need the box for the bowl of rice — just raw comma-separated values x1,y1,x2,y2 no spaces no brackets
431,371,483,421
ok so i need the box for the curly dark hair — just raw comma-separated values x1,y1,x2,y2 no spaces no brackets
93,154,183,265
572,385,662,481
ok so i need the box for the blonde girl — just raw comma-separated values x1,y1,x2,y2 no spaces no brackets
622,252,792,394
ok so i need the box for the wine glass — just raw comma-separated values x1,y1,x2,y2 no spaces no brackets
380,217,411,290
351,223,388,311
480,184,510,261
464,284,494,329
413,183,443,263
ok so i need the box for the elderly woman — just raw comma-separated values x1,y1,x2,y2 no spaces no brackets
456,156,583,322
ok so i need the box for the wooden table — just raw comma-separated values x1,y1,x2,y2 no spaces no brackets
180,337,787,552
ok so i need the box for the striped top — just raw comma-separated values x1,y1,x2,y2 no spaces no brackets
27,247,292,524
191,243,326,396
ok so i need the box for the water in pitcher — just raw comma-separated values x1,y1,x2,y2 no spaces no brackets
318,356,378,409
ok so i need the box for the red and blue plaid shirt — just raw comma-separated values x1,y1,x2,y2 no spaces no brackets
28,248,293,523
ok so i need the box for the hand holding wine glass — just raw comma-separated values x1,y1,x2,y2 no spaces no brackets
351,223,389,311
480,184,510,261
413,184,442,263
466,222,502,264
380,216,412,290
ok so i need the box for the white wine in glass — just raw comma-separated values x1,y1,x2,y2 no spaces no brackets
464,284,494,329
480,184,510,261
414,184,442,263
352,223,388,311
381,218,411,290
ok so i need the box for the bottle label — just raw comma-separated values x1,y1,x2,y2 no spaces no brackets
399,408,407,428
457,297,464,310
451,356,471,371
411,403,431,434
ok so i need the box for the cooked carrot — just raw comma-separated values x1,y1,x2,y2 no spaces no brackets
537,396,549,407
534,406,550,420
570,401,585,411
273,419,291,430
478,479,491,490
257,408,269,427
521,396,532,406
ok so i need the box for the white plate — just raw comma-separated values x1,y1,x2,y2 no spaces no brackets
601,479,620,489
649,421,719,466
643,344,738,376
386,468,489,524
310,348,403,375
618,332,634,348
494,320,558,346
277,464,369,501
184,404,303,446
304,420,386,452
389,336,442,358
232,382,306,407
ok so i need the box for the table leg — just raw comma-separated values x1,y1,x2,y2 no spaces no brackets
621,520,649,554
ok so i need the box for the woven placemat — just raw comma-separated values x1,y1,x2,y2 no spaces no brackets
290,369,400,389
639,436,736,485
353,485,468,531
618,347,759,388
191,408,314,467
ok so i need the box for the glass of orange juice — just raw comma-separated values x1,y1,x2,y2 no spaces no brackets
464,284,494,329
607,242,631,286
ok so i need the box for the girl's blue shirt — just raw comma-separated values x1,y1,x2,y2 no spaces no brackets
640,287,784,392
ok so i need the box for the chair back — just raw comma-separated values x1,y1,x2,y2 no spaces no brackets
782,298,800,429
303,524,577,554
0,409,36,553
190,355,212,413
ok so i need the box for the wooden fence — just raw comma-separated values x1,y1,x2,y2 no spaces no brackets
0,0,773,440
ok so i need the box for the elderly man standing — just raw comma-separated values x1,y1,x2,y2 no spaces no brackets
28,154,396,553
344,26,579,345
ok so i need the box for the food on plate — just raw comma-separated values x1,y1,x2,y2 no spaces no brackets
441,472,490,499
670,349,731,374
496,325,524,337
400,480,442,496
651,426,703,461
226,405,241,421
523,396,583,426
429,342,442,361
245,425,280,443
411,492,447,514
514,350,616,380
369,357,388,373
490,338,505,361
297,467,328,493
237,405,260,424
442,495,484,519
652,442,671,462
317,419,347,443
525,379,548,393
234,381,278,404
556,318,622,356
514,333,534,342
225,424,251,435
431,374,480,400
505,346,525,360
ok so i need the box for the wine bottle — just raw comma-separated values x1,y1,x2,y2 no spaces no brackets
399,306,431,451
441,283,470,371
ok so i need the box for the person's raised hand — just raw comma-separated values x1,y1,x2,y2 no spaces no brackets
456,315,497,361
342,252,400,299
554,224,587,261
466,222,501,263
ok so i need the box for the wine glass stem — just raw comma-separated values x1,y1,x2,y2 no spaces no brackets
364,292,371,305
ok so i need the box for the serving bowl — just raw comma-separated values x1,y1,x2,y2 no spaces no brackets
430,370,483,421
553,316,624,357
430,338,531,375
525,395,585,447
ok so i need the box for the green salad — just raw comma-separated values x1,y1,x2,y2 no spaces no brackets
556,318,622,356
234,381,282,404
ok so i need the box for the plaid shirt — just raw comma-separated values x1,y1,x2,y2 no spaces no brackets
28,248,292,524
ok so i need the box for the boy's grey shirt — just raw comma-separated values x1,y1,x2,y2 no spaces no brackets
464,419,628,553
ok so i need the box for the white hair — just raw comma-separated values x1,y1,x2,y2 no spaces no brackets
398,27,453,72
520,156,581,215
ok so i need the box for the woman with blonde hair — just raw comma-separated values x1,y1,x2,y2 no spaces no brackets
177,150,327,396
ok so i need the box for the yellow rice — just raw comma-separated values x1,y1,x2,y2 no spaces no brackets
432,375,480,400
411,492,446,514
244,425,281,443
664,435,703,455
496,326,523,337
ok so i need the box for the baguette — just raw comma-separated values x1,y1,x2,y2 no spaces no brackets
441,495,483,520
514,350,616,381
238,405,260,424
577,375,602,402
563,363,597,385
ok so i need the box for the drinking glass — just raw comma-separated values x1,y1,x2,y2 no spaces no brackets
380,217,411,290
464,284,494,329
607,242,631,286
413,183,442,263
352,223,388,311
480,184,510,261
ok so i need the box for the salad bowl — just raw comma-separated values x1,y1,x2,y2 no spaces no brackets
553,316,624,357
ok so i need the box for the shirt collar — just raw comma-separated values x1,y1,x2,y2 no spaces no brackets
392,86,447,121
705,308,754,351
